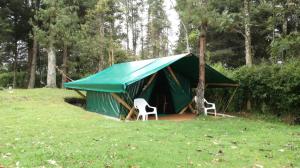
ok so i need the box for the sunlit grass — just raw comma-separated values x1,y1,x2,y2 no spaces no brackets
0,89,299,167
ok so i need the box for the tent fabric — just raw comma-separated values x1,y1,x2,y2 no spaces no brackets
171,55,238,88
64,53,238,93
86,91,121,118
65,53,238,119
163,69,192,112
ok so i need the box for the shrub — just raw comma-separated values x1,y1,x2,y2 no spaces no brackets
209,60,300,117
0,71,27,88
234,60,300,116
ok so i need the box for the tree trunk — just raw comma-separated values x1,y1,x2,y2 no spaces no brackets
283,19,288,35
244,0,252,66
98,17,104,71
141,0,145,58
28,36,38,88
196,24,207,114
27,40,33,85
61,42,68,88
46,41,57,88
13,41,18,88
125,0,130,52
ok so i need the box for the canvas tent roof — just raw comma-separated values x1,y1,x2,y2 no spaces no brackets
64,53,238,92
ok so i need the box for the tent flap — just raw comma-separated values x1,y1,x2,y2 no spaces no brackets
164,69,192,113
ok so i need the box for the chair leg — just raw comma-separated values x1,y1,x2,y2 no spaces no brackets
204,109,207,116
155,113,158,120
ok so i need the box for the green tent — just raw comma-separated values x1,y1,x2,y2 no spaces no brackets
64,53,238,119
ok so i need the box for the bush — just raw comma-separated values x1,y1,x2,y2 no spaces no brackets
0,71,27,88
233,60,300,116
209,60,300,117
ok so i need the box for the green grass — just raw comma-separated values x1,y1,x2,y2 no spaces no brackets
0,89,299,167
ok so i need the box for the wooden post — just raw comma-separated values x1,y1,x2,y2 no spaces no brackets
56,66,86,98
142,73,157,92
167,67,180,85
75,90,86,98
110,93,131,111
222,87,238,113
125,107,136,120
179,105,189,114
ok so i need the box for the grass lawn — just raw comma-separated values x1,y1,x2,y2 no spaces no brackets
0,89,299,167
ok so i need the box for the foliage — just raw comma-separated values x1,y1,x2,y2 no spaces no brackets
270,32,300,62
175,0,300,67
0,72,27,88
0,88,299,167
235,60,300,116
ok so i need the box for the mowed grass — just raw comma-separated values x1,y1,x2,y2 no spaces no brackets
0,89,299,168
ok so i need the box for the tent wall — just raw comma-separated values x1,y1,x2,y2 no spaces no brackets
86,91,121,118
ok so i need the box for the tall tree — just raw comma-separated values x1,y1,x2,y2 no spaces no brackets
35,0,79,88
145,0,170,58
28,0,41,88
176,0,220,113
244,0,252,66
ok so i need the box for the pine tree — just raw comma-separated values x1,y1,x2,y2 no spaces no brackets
145,0,170,58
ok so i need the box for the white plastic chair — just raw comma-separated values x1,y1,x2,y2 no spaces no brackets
194,97,217,116
134,98,158,121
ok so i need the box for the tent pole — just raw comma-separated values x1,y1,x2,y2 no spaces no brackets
179,105,189,114
222,87,238,113
110,93,131,111
125,107,136,120
75,90,86,98
167,67,180,85
56,66,86,99
142,73,157,92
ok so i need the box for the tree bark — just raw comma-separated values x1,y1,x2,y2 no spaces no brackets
28,36,38,88
196,24,207,114
46,41,57,88
125,0,130,52
98,16,104,71
28,0,40,88
13,41,18,88
244,0,252,66
283,20,288,35
61,42,68,88
27,40,33,85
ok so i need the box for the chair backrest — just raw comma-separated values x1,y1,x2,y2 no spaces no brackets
134,98,149,114
194,96,208,104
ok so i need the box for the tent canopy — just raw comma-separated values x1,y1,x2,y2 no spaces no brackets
64,53,238,92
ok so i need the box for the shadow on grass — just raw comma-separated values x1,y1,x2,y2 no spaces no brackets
64,97,86,109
